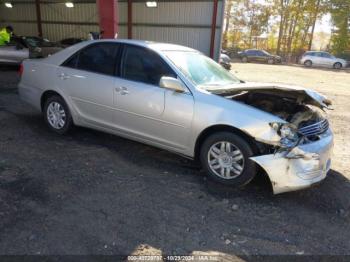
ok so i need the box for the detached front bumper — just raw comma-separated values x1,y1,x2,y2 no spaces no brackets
251,129,334,194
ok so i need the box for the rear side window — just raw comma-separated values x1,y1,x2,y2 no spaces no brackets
121,45,176,86
62,43,120,76
321,52,332,58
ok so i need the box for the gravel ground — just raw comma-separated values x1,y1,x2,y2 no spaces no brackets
0,63,349,258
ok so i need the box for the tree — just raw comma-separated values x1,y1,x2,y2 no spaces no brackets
330,0,350,55
223,0,234,48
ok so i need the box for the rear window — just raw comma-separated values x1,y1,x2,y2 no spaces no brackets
62,43,120,76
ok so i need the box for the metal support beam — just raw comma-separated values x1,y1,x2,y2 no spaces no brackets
35,0,43,37
210,0,218,59
127,0,132,39
97,0,118,39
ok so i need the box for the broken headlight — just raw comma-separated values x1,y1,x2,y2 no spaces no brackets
270,123,299,148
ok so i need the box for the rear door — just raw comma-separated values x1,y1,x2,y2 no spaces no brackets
313,52,324,66
57,42,120,128
255,50,267,63
320,52,334,67
245,50,255,62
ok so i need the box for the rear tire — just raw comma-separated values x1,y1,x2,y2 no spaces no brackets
241,57,248,63
304,60,312,67
43,95,73,135
333,62,342,69
200,132,257,187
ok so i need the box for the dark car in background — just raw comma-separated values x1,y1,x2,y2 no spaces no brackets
59,37,85,47
0,36,63,65
238,49,282,64
219,52,231,70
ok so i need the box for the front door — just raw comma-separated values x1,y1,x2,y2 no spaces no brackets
113,44,194,151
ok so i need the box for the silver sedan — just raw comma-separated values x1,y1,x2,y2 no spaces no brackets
18,40,333,194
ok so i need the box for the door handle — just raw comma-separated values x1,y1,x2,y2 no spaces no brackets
115,86,129,95
58,73,70,80
120,90,129,95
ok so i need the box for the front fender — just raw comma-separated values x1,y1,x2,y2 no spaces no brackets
189,92,285,156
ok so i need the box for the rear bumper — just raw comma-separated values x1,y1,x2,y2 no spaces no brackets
251,129,333,194
18,83,42,111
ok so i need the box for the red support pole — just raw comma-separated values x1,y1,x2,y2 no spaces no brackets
210,0,218,59
97,0,118,39
35,0,43,37
127,0,132,39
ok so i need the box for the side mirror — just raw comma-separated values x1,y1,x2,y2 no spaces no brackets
159,76,186,93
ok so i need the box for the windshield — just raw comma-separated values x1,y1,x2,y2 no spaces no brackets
165,51,240,89
261,50,270,55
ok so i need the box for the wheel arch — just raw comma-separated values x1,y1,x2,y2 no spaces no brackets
40,90,64,112
194,125,258,161
304,60,312,66
333,62,342,68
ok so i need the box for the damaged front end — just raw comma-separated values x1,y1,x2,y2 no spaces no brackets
218,83,334,194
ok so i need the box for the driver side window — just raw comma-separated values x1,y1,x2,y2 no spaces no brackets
121,45,176,86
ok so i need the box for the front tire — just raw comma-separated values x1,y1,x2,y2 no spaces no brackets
200,132,257,187
333,62,342,69
43,95,73,135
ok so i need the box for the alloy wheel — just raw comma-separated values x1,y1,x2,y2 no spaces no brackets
334,63,342,69
47,101,66,129
207,141,245,179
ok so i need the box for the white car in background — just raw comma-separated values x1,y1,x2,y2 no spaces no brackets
300,51,348,69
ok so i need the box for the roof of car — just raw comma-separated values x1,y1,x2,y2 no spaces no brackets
42,39,198,65
90,39,196,52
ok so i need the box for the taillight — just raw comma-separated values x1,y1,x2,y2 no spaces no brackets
18,63,23,76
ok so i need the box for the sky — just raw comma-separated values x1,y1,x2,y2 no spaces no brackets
315,13,332,34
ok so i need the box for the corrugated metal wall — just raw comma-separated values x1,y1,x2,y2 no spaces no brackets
117,0,224,59
0,1,99,40
40,2,100,40
0,2,38,37
0,0,224,59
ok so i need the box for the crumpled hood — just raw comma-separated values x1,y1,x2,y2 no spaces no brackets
208,82,331,109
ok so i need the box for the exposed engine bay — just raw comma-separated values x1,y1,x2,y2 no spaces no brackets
232,92,324,126
225,90,329,144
